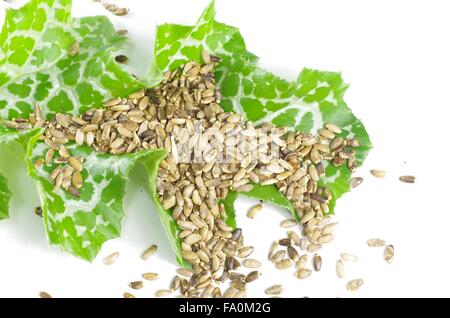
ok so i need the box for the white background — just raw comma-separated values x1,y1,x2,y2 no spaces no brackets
0,0,449,298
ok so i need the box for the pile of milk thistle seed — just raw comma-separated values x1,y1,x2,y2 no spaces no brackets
5,51,365,298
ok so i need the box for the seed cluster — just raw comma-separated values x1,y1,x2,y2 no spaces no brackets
6,52,364,298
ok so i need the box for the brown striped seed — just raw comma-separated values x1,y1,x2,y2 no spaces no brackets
313,254,322,271
399,175,415,183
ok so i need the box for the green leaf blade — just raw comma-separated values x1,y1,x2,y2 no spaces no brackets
0,171,12,220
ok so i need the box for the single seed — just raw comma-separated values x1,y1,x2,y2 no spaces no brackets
399,175,415,183
246,271,261,283
270,250,286,263
384,245,394,263
142,244,158,260
276,258,292,270
142,272,159,280
113,7,129,16
307,244,322,253
69,41,79,56
155,289,171,298
367,238,386,247
39,291,52,298
295,268,312,279
324,123,342,134
278,238,292,246
103,252,119,265
247,203,262,219
313,254,322,271
123,292,135,298
287,246,299,261
265,285,283,296
238,246,254,258
370,169,386,178
340,253,358,262
68,157,82,171
336,259,344,278
243,259,262,269
280,219,297,228
129,281,144,290
346,279,364,291
176,268,194,278
295,254,308,269
350,177,364,188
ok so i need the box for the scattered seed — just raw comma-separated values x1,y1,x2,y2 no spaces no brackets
68,41,79,56
129,281,144,290
142,244,158,260
340,253,358,262
280,219,297,228
176,268,194,278
238,246,254,258
243,259,262,269
103,252,119,265
39,291,52,298
247,204,262,219
346,279,364,291
313,254,322,271
113,7,129,16
295,254,308,269
367,238,386,247
399,175,415,183
276,258,292,270
265,285,283,296
295,268,312,279
246,271,261,283
336,259,344,278
142,272,159,281
370,170,386,178
123,292,135,298
384,245,394,263
350,177,364,188
155,289,171,298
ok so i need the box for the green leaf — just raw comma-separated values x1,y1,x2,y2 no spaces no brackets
0,171,12,220
0,124,42,220
150,0,372,217
25,132,166,261
220,184,296,230
0,0,146,120
141,153,191,269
